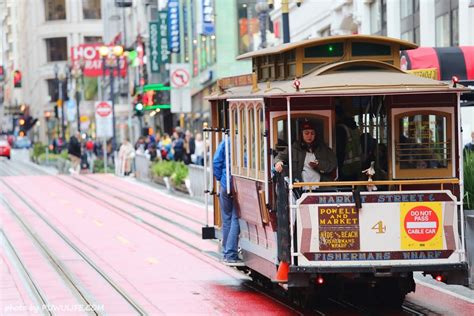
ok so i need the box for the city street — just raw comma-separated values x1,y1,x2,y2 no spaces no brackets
0,151,472,315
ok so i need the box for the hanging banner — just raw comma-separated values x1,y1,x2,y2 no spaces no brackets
158,10,169,66
201,0,215,35
168,0,180,53
149,22,160,73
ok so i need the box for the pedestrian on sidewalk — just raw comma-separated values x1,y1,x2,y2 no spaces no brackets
68,132,82,174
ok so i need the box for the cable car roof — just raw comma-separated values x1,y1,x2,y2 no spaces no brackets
236,35,418,60
209,60,468,100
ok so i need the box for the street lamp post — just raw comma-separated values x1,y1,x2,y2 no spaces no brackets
54,64,67,142
99,45,124,149
71,60,85,133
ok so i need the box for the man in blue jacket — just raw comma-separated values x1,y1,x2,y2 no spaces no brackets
213,138,244,266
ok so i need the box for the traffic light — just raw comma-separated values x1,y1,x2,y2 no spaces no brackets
153,90,170,106
134,102,144,117
19,116,26,136
13,70,22,88
54,105,59,118
18,115,38,135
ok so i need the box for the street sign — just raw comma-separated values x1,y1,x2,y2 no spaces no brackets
401,202,443,250
95,101,113,138
149,22,160,73
169,64,191,113
171,67,190,88
66,99,76,122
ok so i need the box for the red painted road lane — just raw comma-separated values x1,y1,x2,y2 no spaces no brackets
406,283,473,315
4,176,297,314
1,182,140,314
85,174,209,224
0,201,87,315
57,175,218,254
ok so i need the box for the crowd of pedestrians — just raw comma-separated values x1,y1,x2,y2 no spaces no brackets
132,127,206,166
48,126,208,176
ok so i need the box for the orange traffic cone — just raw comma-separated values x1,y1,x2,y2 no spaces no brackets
273,261,289,283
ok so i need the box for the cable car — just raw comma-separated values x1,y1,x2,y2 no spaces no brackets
202,35,469,307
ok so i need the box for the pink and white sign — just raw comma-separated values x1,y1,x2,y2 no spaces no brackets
71,44,127,77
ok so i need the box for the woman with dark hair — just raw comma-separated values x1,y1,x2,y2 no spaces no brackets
274,120,337,184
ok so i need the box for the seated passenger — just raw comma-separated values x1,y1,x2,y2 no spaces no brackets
274,120,337,184
336,104,362,181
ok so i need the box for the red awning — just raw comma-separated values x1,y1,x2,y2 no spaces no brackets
401,46,474,81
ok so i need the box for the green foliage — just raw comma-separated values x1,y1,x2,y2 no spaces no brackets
171,162,189,186
152,160,176,177
464,151,474,209
151,161,189,186
84,77,98,101
59,150,69,160
93,158,113,173
32,143,47,161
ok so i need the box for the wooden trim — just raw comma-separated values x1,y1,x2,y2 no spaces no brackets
259,190,270,224
295,47,304,77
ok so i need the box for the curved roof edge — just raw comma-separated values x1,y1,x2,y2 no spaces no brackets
236,35,418,60
312,59,404,76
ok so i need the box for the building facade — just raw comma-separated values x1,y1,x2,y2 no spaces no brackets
269,0,474,46
2,0,103,143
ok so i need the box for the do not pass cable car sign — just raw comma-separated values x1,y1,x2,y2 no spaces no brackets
400,202,443,250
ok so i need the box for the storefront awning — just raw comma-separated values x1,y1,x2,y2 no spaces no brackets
401,46,474,81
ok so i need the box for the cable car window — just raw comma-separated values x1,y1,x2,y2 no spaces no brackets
249,108,256,174
397,114,449,169
351,42,391,56
231,108,238,170
394,110,453,178
241,108,248,169
259,108,265,176
304,42,344,58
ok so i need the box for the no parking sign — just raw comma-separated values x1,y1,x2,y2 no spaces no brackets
400,202,443,250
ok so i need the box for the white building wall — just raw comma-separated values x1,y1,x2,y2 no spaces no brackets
419,0,435,46
13,0,103,142
459,0,474,45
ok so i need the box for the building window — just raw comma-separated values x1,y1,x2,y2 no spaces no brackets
46,37,68,62
435,0,458,46
45,0,66,21
400,0,420,44
82,0,101,19
84,36,102,44
370,0,387,36
46,79,58,101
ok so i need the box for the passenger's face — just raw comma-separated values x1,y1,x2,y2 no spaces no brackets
302,129,316,144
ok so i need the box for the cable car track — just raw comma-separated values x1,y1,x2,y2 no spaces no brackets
0,179,148,315
0,229,52,315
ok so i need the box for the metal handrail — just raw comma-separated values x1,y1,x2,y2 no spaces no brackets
292,178,460,189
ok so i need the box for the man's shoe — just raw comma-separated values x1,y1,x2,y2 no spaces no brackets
223,258,245,267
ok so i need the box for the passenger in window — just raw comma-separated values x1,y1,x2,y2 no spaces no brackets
274,120,337,184
336,103,362,180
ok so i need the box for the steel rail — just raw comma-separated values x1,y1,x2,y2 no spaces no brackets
0,195,97,316
0,228,52,316
0,179,147,315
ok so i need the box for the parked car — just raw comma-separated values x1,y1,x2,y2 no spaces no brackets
0,140,11,159
14,136,32,149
